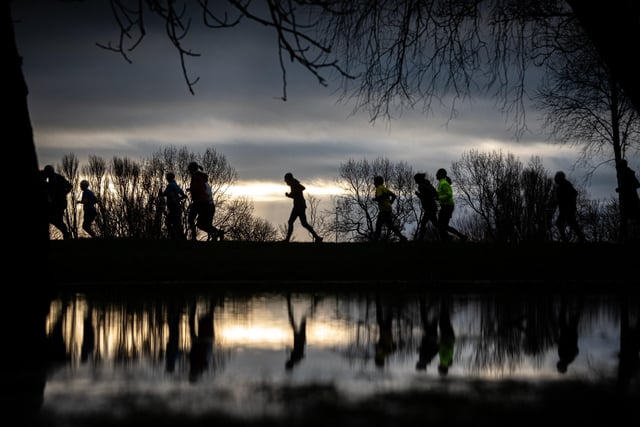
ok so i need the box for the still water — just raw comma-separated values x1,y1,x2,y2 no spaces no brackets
38,287,638,425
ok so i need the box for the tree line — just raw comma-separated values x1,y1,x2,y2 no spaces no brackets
51,146,279,242
333,153,624,243
47,146,629,243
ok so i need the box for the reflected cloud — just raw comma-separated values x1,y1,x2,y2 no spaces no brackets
219,324,288,347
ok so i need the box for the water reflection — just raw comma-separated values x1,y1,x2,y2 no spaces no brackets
285,292,308,370
26,289,640,425
188,300,216,382
374,293,397,367
437,294,455,376
416,295,439,371
555,296,582,374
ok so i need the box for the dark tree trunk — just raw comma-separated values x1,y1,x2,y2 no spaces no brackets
567,1,640,114
4,2,54,421
5,1,48,243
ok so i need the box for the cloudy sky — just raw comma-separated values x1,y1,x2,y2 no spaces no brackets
12,1,625,238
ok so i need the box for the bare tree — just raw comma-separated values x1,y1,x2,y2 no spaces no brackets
8,1,640,243
97,2,638,122
535,26,640,161
9,1,640,245
565,1,640,113
520,157,555,242
452,150,557,243
108,156,149,238
534,25,640,239
216,196,279,241
95,1,354,99
306,194,332,241
41,146,275,241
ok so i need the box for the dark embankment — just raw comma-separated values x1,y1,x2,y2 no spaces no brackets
46,239,638,293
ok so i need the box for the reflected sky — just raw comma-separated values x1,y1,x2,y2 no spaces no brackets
39,290,638,422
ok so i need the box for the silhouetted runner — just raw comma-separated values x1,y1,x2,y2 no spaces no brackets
435,168,467,243
283,172,323,243
372,175,407,242
414,172,439,241
159,172,187,239
77,179,98,238
553,171,586,243
187,162,223,241
616,159,640,241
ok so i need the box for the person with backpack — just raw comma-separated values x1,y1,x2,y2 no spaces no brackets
372,175,407,242
414,172,439,241
42,164,72,240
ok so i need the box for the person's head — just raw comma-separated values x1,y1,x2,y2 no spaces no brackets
554,171,566,184
414,173,426,183
166,172,176,182
284,172,294,183
187,162,200,173
436,168,447,180
80,180,89,190
373,176,384,186
43,165,54,177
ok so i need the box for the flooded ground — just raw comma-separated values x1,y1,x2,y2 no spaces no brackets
17,287,638,426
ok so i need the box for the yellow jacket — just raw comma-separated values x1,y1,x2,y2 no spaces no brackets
437,178,454,206
375,184,395,212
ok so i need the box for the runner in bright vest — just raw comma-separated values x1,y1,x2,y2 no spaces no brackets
372,175,407,242
435,168,467,242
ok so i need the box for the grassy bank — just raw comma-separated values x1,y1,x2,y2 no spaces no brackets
46,239,638,292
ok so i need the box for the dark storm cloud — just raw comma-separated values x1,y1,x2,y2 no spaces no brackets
219,140,374,181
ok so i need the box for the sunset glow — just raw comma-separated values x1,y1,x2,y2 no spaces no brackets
227,181,346,202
